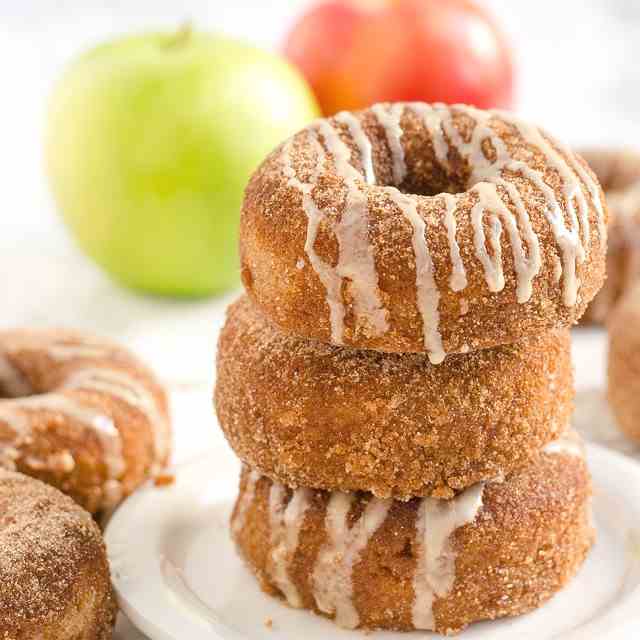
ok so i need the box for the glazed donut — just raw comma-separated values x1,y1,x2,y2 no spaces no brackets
231,431,592,634
0,329,171,514
608,283,640,442
0,469,116,639
240,102,607,360
579,149,640,323
215,296,573,499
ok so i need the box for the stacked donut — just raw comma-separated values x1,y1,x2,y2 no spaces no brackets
215,102,607,633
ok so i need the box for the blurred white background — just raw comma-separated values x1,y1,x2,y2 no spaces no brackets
0,0,634,384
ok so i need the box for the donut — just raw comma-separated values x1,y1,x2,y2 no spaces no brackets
231,431,592,634
215,296,573,499
580,148,640,193
0,469,116,639
608,283,640,442
579,149,640,323
0,329,171,514
240,102,607,360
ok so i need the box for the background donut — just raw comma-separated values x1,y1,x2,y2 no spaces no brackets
608,284,640,442
580,149,640,324
240,102,607,359
216,296,574,499
0,329,171,514
0,469,116,639
231,433,592,634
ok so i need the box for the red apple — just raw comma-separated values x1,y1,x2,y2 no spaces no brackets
283,0,514,115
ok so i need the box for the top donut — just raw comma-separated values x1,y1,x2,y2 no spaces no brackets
240,102,607,360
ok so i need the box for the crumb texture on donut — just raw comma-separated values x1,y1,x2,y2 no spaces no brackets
0,329,171,514
241,102,607,357
608,284,640,442
0,470,116,639
216,296,574,498
580,149,640,323
231,433,593,634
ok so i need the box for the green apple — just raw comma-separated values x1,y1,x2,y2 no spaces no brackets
45,27,319,297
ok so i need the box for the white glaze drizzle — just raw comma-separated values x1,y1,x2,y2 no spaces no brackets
561,139,606,244
268,482,312,608
284,122,390,343
441,193,468,291
371,103,407,185
383,187,445,363
424,103,542,302
497,111,599,304
235,429,583,632
231,468,261,536
312,493,392,629
470,185,505,293
283,102,604,357
372,104,447,362
282,134,347,343
412,102,604,306
553,255,563,284
410,430,583,628
315,119,389,339
335,111,376,185
410,102,449,164
62,367,170,470
412,482,484,629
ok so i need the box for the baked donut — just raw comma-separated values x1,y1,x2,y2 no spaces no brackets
608,283,640,442
216,296,573,499
579,149,640,323
0,469,116,639
231,431,592,634
240,102,607,360
0,329,171,514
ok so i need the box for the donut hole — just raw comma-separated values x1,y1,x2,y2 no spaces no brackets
397,175,465,198
397,141,471,198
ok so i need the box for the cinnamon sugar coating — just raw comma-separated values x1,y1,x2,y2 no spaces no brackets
0,328,171,514
0,470,116,639
608,284,640,442
216,297,573,498
231,449,593,634
240,103,607,356
580,149,640,323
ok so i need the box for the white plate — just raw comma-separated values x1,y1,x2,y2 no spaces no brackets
105,443,640,640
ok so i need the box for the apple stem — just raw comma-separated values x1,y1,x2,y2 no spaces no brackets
163,22,192,49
